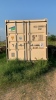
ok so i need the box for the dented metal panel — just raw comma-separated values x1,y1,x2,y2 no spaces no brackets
5,19,48,60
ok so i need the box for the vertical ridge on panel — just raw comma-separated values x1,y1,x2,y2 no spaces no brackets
23,21,26,60
26,22,28,60
15,22,18,59
29,21,31,61
6,22,9,59
46,22,48,59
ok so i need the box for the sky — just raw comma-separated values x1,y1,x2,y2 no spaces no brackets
0,0,56,40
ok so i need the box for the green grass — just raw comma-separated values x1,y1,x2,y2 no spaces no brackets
0,53,56,87
0,40,56,87
0,53,52,86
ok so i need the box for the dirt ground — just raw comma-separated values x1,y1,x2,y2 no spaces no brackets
0,69,56,100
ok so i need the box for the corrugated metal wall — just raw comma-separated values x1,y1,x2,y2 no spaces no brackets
6,19,48,60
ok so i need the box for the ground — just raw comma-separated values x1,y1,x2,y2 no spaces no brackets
0,68,56,100
0,39,56,100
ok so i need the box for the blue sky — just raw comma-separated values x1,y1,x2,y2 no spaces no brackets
0,0,56,40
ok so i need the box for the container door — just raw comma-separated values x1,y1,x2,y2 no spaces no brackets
7,22,27,60
27,21,47,60
17,22,27,60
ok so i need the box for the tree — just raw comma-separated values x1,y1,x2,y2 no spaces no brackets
49,35,56,41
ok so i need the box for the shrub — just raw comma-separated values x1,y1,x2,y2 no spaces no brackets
3,60,50,83
48,35,56,41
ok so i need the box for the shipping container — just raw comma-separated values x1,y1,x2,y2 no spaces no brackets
5,19,48,60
